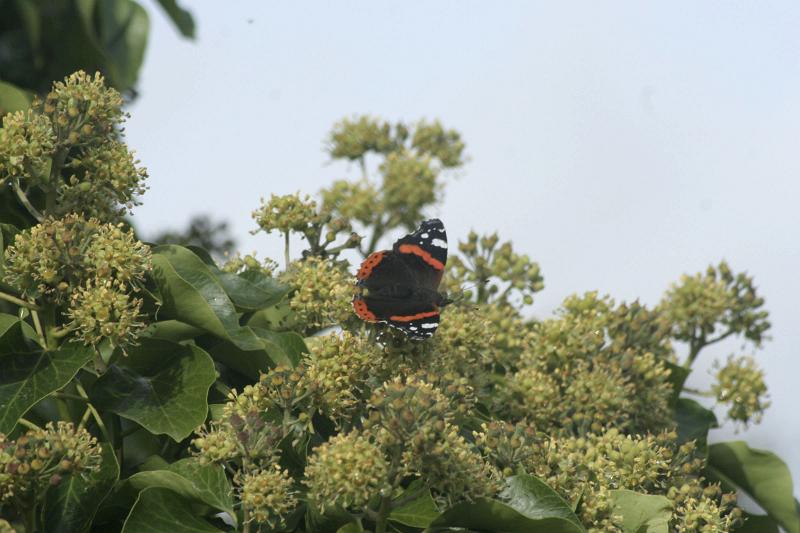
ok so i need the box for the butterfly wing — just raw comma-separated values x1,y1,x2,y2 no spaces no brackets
353,219,447,339
392,218,447,291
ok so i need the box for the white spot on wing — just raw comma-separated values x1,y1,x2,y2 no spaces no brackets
431,238,447,249
421,233,429,238
422,322,438,329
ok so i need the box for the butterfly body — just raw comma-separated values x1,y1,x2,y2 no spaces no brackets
353,219,447,339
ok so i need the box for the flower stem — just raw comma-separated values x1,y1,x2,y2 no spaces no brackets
0,290,41,310
12,178,44,222
374,495,392,533
284,231,291,271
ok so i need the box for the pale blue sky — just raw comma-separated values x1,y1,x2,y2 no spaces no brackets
127,2,800,494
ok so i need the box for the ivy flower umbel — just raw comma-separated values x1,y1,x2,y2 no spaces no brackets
59,139,148,218
473,420,538,477
240,465,298,528
305,430,390,513
67,279,145,349
303,332,385,422
0,422,102,508
281,256,353,334
712,355,769,426
41,70,125,148
0,110,56,185
660,261,771,355
252,193,319,236
3,215,150,302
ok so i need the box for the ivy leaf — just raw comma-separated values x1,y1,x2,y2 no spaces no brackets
121,487,223,532
204,328,307,379
664,361,689,404
150,245,262,351
707,441,800,533
737,513,780,533
432,474,585,532
0,80,32,114
41,445,120,533
674,397,718,447
0,331,93,434
388,485,439,528
187,245,290,312
90,338,215,441
154,0,195,38
96,0,149,91
610,490,672,533
127,458,234,520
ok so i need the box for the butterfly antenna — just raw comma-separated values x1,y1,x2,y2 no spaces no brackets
442,278,489,306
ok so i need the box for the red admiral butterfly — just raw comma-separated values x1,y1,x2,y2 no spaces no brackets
353,219,448,339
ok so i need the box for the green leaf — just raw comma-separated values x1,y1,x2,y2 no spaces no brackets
0,80,32,114
187,245,291,312
500,474,585,528
155,0,195,38
707,441,800,533
389,486,439,528
204,327,307,379
610,490,671,533
97,0,150,91
664,361,689,404
737,513,780,533
121,487,223,532
674,397,718,447
41,445,120,533
127,458,234,519
150,245,263,350
143,320,204,342
433,475,585,532
90,338,216,441
0,336,93,434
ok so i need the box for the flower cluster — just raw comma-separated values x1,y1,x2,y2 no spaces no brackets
660,261,771,349
0,110,55,185
712,355,770,426
41,70,125,148
303,332,386,422
507,292,674,436
220,251,278,276
525,429,737,532
669,481,742,532
0,71,146,222
252,193,360,260
305,430,390,512
240,466,298,528
192,366,310,528
319,179,379,227
328,116,403,161
473,420,538,477
447,231,544,308
3,214,151,349
411,119,465,168
281,256,353,334
379,153,439,230
59,140,147,218
0,422,102,508
366,376,500,505
252,193,320,236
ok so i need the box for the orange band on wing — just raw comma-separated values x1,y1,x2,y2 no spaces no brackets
357,251,386,280
397,244,444,270
389,310,439,322
353,298,377,321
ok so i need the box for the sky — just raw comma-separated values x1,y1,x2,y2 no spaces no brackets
127,1,800,495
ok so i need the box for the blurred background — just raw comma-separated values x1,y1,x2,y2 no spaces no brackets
4,1,798,494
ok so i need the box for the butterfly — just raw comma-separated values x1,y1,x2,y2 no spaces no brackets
353,219,448,339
